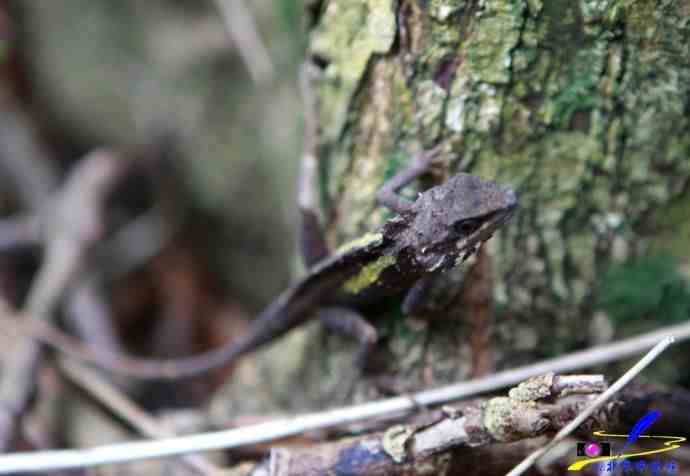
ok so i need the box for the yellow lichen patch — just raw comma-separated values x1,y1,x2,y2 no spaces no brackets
342,254,396,294
382,424,414,463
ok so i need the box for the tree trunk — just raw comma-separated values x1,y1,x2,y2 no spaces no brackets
211,0,690,416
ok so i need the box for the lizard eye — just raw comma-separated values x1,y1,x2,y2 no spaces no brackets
453,218,482,236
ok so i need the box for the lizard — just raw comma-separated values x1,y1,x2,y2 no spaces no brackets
15,148,517,380
151,153,516,378
12,67,518,380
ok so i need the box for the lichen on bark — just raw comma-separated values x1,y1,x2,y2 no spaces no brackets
309,0,690,396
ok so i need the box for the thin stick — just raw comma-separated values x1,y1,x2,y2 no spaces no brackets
0,324,686,474
213,0,274,85
0,150,126,451
58,359,221,476
505,336,675,476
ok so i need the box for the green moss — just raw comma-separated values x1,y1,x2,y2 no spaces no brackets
580,0,623,25
525,0,543,16
413,80,448,140
598,254,690,325
428,0,467,21
465,0,526,85
543,55,600,128
389,73,416,140
651,192,690,268
382,149,409,183
310,0,396,143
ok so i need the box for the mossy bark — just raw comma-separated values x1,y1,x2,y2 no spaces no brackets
211,0,690,416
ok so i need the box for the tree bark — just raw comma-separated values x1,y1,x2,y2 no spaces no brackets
211,0,690,415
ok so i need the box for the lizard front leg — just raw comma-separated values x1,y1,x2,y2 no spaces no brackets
376,144,444,214
318,307,379,371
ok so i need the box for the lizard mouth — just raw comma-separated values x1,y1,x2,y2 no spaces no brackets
413,199,517,272
414,208,515,271
455,207,515,261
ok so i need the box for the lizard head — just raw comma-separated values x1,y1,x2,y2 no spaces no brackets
398,173,517,272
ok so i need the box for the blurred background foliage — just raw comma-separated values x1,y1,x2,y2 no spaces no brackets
600,254,690,327
6,0,306,310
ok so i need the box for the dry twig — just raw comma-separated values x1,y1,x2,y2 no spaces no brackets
506,336,675,476
0,149,127,451
255,374,610,476
0,374,612,474
213,0,274,85
0,107,140,373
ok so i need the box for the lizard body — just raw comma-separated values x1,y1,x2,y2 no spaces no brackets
138,170,517,378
